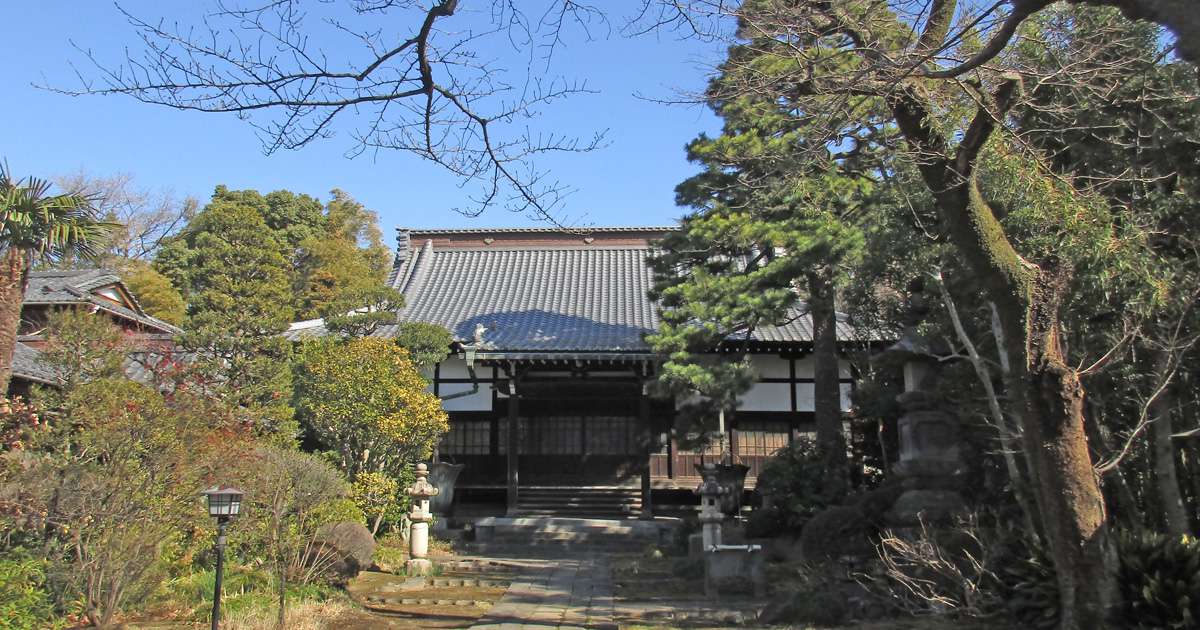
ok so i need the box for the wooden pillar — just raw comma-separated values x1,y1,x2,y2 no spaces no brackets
506,390,519,516
639,387,654,520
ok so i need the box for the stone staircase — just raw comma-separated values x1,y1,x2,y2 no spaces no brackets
470,516,673,554
514,486,643,518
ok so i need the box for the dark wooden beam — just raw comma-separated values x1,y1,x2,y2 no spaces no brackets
639,384,654,520
506,392,519,516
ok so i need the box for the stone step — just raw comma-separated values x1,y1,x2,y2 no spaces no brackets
472,516,674,550
481,518,657,534
515,504,641,513
499,532,640,544
463,541,648,555
438,559,517,573
516,495,642,503
515,487,643,518
418,576,511,589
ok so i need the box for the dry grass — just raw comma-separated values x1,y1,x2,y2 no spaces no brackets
222,597,354,630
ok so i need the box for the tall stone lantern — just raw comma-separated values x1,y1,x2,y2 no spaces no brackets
694,463,729,550
406,463,439,576
879,281,966,526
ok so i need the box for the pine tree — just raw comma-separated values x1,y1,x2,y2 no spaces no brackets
649,32,888,482
158,194,296,433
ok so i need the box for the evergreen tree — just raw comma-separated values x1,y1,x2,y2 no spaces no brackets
120,260,185,325
296,189,392,319
648,30,890,482
159,195,296,434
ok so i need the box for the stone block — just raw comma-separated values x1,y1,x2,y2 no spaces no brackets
884,489,966,527
405,558,435,576
704,545,765,599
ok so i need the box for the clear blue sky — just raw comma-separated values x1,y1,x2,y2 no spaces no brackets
0,2,725,233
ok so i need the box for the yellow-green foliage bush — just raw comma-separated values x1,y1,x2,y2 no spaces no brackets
0,558,61,630
295,337,448,479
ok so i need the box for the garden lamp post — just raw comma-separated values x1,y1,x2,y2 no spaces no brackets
202,486,243,630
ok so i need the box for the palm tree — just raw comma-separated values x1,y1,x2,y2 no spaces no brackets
0,164,116,393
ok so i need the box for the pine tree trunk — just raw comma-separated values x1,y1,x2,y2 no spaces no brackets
0,247,29,395
1148,352,1189,536
807,270,848,489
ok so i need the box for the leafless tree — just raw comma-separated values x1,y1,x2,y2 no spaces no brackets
55,171,196,263
52,1,611,222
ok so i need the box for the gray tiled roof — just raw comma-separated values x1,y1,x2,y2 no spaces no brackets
287,229,861,353
10,342,178,387
12,342,57,384
24,269,181,334
393,244,660,351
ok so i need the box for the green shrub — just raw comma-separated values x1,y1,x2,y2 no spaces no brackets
670,557,704,580
997,535,1060,629
745,505,788,539
167,565,275,618
0,558,61,630
162,565,340,621
756,437,849,533
999,530,1200,629
1118,532,1200,629
785,586,851,626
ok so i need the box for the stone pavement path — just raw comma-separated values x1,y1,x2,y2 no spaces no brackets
470,555,615,630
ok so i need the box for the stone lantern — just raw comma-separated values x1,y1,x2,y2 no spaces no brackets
406,463,439,576
878,284,966,527
694,463,729,550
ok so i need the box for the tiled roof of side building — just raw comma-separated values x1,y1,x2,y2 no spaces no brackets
24,269,182,334
289,227,866,352
12,342,58,384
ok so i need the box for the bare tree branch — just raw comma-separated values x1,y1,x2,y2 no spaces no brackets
47,0,608,223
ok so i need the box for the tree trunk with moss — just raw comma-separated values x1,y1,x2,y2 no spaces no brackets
891,84,1118,627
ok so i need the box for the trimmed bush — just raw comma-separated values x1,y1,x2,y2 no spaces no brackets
755,437,850,536
799,504,874,563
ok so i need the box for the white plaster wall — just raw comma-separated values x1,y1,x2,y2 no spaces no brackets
794,356,814,378
97,287,123,303
738,382,791,411
438,382,494,411
795,382,853,412
749,355,791,378
437,357,472,379
790,357,853,379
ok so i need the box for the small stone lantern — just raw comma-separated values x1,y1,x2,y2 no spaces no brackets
694,463,728,550
406,462,439,576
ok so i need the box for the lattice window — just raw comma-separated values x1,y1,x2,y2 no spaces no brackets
736,421,790,457
530,417,583,454
587,416,639,455
440,420,491,455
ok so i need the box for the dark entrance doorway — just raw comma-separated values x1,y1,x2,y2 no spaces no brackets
508,399,642,485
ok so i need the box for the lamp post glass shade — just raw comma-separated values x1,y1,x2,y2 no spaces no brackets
203,486,244,518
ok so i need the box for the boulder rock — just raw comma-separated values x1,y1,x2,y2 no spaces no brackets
313,521,377,581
